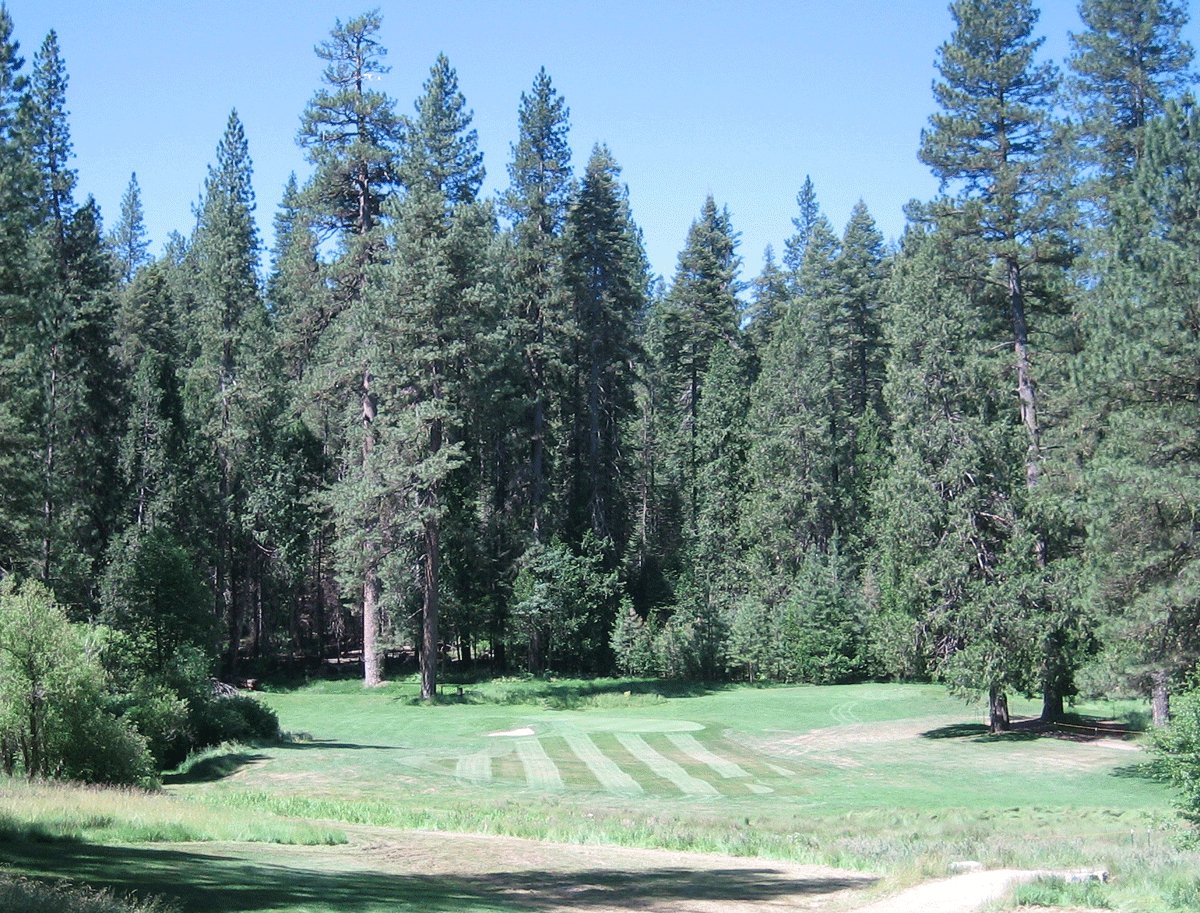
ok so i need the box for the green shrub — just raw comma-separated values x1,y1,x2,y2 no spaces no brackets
113,684,190,769
0,578,156,787
190,694,280,747
53,707,158,789
1153,683,1200,834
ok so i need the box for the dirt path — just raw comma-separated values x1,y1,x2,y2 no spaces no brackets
330,827,1069,913
338,827,875,911
849,868,1052,913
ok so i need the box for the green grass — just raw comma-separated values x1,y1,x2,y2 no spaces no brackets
0,777,345,845
3,679,1198,912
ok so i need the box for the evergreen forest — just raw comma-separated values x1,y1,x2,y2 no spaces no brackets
3,0,1200,784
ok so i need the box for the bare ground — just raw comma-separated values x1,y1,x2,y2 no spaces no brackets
250,827,1072,913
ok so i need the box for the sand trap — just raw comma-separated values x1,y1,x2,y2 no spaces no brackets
488,727,535,737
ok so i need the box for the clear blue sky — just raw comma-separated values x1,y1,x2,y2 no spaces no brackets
14,1,1196,284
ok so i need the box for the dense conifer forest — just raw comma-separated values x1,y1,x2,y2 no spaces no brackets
2,0,1200,782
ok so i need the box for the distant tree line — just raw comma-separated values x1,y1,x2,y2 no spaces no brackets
1,0,1198,779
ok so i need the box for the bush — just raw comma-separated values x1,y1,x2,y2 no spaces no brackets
112,683,190,769
190,694,280,747
1153,683,1200,834
0,578,155,786
54,710,158,789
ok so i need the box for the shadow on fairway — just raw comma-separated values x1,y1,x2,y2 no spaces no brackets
1111,761,1166,782
2,839,875,913
163,752,270,784
921,717,1139,745
277,739,405,751
920,722,991,740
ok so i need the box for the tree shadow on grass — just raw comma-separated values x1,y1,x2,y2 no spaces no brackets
277,739,405,752
922,716,1137,745
2,839,875,913
1111,760,1167,782
163,752,270,784
921,723,990,740
919,722,1042,741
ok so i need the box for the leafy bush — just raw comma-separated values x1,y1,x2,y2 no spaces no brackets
0,578,156,787
112,683,190,768
190,694,280,747
1153,683,1200,834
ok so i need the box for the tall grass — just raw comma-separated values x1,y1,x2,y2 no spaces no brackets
0,777,345,845
0,874,176,913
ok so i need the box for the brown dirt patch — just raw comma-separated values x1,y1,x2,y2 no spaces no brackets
343,826,877,912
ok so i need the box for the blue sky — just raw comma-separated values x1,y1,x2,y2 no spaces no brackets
15,1,1196,284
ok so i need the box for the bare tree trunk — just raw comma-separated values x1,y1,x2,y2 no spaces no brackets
420,515,440,700
363,562,381,686
362,366,382,687
420,416,443,701
42,346,58,584
1151,670,1171,728
1009,258,1065,724
989,685,1011,733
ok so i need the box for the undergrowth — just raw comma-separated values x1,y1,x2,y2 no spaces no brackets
0,873,176,913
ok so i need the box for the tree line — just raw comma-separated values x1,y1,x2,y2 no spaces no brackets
1,0,1198,773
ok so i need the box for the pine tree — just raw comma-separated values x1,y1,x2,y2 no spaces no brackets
562,145,648,557
656,196,741,534
1084,99,1200,726
744,245,789,362
398,53,484,203
502,68,573,547
688,340,750,670
833,201,889,561
783,175,820,274
22,29,120,611
871,228,1033,730
297,10,402,686
297,9,400,241
0,9,44,582
740,220,839,598
918,0,1073,720
110,172,150,284
351,53,493,698
1069,0,1195,208
185,110,270,672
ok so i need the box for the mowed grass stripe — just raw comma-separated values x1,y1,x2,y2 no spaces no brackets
455,751,492,783
515,737,563,789
666,733,750,779
563,733,643,795
615,733,719,797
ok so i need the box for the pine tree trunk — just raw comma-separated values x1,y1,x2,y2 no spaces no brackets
363,562,381,686
1009,257,1066,723
421,514,440,699
420,416,443,701
989,685,1011,733
528,627,544,674
42,344,58,584
1151,670,1171,727
361,367,382,687
530,311,546,542
1007,258,1042,488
